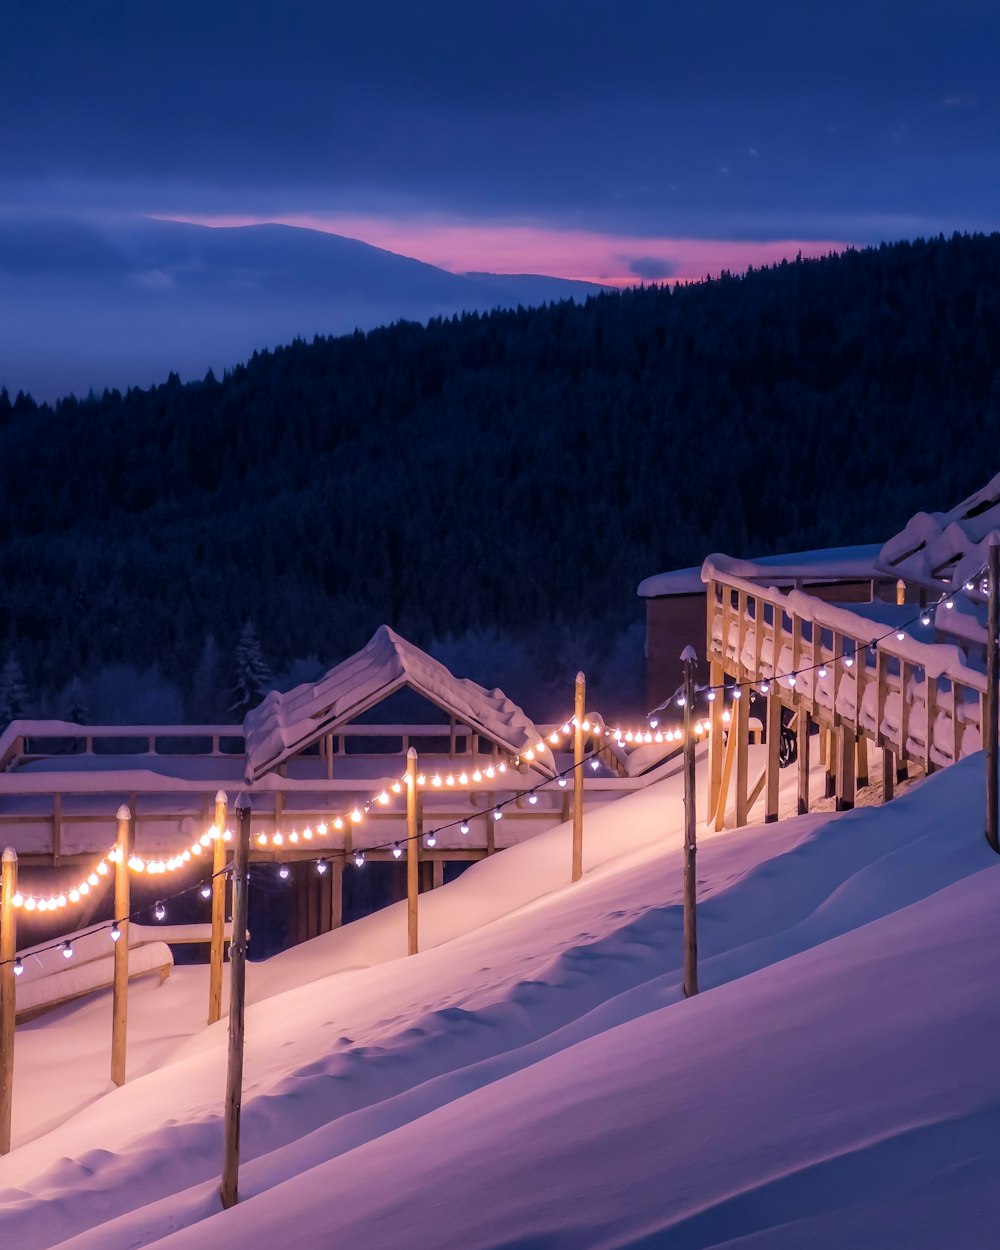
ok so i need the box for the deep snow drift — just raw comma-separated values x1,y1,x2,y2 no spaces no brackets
1,751,997,1249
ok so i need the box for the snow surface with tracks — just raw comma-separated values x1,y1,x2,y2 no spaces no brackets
1,750,998,1249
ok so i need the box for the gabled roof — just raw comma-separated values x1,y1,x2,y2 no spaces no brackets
243,625,553,783
876,473,1000,597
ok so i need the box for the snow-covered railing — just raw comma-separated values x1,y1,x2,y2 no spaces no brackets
704,556,987,783
0,720,246,773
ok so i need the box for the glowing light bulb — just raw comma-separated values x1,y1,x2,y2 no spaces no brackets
759,681,770,694
154,901,166,921
458,772,469,784
485,766,496,779
333,817,344,831
79,881,90,895
97,861,109,875
548,732,559,745
732,688,743,700
896,630,905,642
425,833,437,847
289,831,299,843
818,665,828,679
844,656,854,668
110,923,122,941
472,769,483,783
493,807,503,821
354,851,365,868
61,941,74,959
278,865,290,880
787,674,797,687
965,581,974,591
920,612,931,626
303,828,313,840
378,791,390,805
721,709,731,724
392,843,402,859
528,793,538,805
558,777,568,787
317,822,329,835
69,888,80,903
590,758,599,770
561,723,570,735
391,781,402,794
945,599,954,610
432,774,442,787
24,897,36,911
273,832,283,846
676,696,686,707
13,957,23,976
316,860,328,875
460,821,470,835
524,749,535,762
350,808,362,823
257,833,268,846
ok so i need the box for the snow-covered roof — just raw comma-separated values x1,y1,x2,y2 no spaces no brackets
243,625,554,783
876,473,1000,597
637,544,884,598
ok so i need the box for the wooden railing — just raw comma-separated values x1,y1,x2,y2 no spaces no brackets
703,555,987,823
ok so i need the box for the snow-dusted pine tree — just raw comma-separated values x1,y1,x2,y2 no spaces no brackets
230,622,273,716
0,649,30,725
61,675,90,724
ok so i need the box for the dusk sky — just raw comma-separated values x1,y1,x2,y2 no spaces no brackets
4,0,998,284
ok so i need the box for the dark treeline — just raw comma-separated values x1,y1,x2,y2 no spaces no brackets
2,231,999,720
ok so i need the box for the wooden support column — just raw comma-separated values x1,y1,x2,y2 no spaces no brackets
797,713,811,815
713,704,739,832
706,659,724,820
572,671,585,882
882,748,895,803
986,535,999,853
329,859,343,930
432,858,444,890
856,735,869,787
681,648,698,998
220,794,251,1209
824,729,837,798
406,748,419,956
1,848,16,1155
836,725,856,812
111,804,132,1087
208,789,228,1026
735,689,750,827
486,794,496,855
764,690,782,823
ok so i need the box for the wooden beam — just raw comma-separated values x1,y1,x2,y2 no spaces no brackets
707,659,724,818
208,790,228,1026
713,709,739,832
836,725,856,812
432,859,444,890
764,691,781,823
220,795,251,1209
735,689,750,827
572,672,585,882
111,804,132,1087
406,748,418,956
882,747,895,803
797,713,811,815
0,848,16,1155
329,858,343,930
856,734,869,787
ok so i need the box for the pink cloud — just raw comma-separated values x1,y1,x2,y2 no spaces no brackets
164,212,848,286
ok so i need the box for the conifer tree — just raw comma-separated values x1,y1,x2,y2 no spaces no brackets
230,622,273,716
61,675,90,724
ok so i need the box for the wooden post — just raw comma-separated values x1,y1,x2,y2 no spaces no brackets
836,725,856,812
406,748,419,955
220,794,250,1210
1,848,16,1155
208,789,228,1026
572,672,585,882
111,804,132,1087
882,748,895,803
330,858,343,929
681,648,698,998
824,728,837,798
856,734,869,787
713,704,739,831
987,536,1000,853
764,690,781,823
706,659,724,820
797,713,811,815
735,687,750,827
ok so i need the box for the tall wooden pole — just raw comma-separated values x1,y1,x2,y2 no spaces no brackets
572,671,585,882
406,748,419,955
986,536,999,853
111,804,132,1087
0,848,17,1155
681,647,698,998
221,794,250,1209
208,789,228,1025
764,691,781,823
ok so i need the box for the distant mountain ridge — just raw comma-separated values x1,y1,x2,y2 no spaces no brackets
0,216,607,400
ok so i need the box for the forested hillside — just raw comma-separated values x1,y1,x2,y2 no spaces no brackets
2,232,999,720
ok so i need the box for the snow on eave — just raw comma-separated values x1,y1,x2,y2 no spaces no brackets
242,625,554,783
876,472,1000,594
637,545,884,599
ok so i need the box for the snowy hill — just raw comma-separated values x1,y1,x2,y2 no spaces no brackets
0,216,606,400
1,752,998,1248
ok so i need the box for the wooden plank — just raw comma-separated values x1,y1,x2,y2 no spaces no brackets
882,748,895,803
836,725,856,811
329,858,343,930
797,713,811,815
735,686,750,828
713,709,739,832
707,659,724,819
925,668,936,774
899,660,912,766
406,749,418,956
432,859,444,890
572,672,585,882
856,733,869,787
220,795,251,1209
111,804,132,1087
0,849,16,1155
764,691,781,823
208,790,228,1026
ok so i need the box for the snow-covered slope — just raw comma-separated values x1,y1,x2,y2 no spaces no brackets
1,754,997,1249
